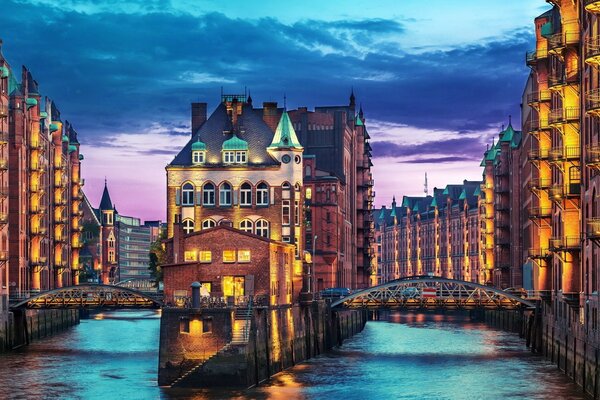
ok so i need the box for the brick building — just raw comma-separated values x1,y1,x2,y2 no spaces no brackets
163,225,298,306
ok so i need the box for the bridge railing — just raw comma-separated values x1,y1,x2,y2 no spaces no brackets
167,295,269,309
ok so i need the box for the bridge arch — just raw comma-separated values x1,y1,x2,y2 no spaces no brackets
331,277,535,309
11,284,163,309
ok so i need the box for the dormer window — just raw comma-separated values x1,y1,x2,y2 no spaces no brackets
192,151,205,164
236,151,247,164
223,151,235,164
222,133,248,164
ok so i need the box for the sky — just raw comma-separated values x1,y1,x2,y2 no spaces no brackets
0,0,550,221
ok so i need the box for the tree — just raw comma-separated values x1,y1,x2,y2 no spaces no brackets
148,229,167,284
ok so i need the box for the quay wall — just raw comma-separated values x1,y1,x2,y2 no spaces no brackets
158,302,367,387
0,309,80,351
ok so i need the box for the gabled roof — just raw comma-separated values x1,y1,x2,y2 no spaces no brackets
269,111,302,150
99,182,114,211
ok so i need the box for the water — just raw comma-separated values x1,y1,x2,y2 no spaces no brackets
0,310,589,399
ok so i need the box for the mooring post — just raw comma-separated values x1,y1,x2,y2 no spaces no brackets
191,282,201,308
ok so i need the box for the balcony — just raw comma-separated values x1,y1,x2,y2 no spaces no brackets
526,90,551,106
54,162,66,170
585,0,600,14
29,184,45,194
525,118,550,134
31,226,47,235
528,207,552,219
0,251,7,262
0,105,7,118
586,145,600,167
549,107,580,125
549,146,580,162
0,213,7,224
528,248,551,260
0,159,7,171
72,192,84,201
54,215,68,225
548,184,580,200
0,186,8,197
527,147,550,161
29,162,43,172
55,199,67,207
30,142,43,151
30,205,44,214
547,33,564,54
587,89,600,117
549,236,581,251
71,242,83,249
526,49,548,66
30,256,47,266
527,178,551,190
0,131,7,144
587,218,600,240
586,36,600,66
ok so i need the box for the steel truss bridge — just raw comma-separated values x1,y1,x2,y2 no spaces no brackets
331,277,536,310
10,284,163,310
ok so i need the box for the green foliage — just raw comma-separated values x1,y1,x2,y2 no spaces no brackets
148,229,167,283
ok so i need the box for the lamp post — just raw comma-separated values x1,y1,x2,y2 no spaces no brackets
312,234,317,294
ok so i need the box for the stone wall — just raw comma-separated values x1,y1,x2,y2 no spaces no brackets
158,302,367,387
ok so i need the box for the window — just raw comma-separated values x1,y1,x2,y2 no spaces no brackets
223,250,236,263
108,237,115,248
104,212,113,225
219,182,232,206
182,182,194,206
282,200,290,225
179,317,190,333
238,250,251,262
257,183,269,205
202,317,213,333
294,200,300,225
240,183,252,206
236,151,247,163
223,151,235,164
202,183,215,206
108,250,115,263
183,218,194,234
192,151,205,164
202,219,216,229
184,251,197,262
240,219,253,233
256,219,269,238
199,251,212,263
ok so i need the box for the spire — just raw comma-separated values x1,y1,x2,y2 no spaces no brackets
283,93,287,110
247,91,252,106
99,180,114,211
349,88,356,107
508,114,512,126
359,104,364,119
268,111,303,150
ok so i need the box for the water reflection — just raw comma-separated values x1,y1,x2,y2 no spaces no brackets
0,310,590,400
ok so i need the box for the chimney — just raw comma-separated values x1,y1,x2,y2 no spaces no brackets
191,102,207,135
263,101,279,132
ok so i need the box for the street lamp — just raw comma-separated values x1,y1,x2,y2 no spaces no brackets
312,234,317,294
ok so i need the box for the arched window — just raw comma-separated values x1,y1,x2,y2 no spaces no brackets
107,237,115,248
240,182,252,206
240,219,253,233
182,182,194,206
182,218,194,234
219,219,233,227
304,165,311,177
282,182,291,190
203,183,215,206
219,182,232,206
202,219,216,229
257,182,269,206
255,219,269,238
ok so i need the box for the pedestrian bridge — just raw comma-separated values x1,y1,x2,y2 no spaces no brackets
10,284,163,309
331,277,536,310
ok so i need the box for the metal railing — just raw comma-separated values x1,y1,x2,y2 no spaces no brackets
587,218,600,239
549,236,581,250
528,207,552,219
528,248,550,259
549,107,580,124
527,178,551,190
586,36,600,62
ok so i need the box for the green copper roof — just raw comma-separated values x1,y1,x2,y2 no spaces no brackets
49,123,59,132
412,203,419,212
26,98,37,109
378,209,385,220
499,123,515,143
191,139,206,151
222,134,248,151
62,134,69,143
39,111,48,119
442,187,449,195
0,66,8,79
458,189,467,200
431,197,438,207
390,207,396,218
355,115,364,126
268,111,302,150
78,154,84,160
402,197,411,207
68,144,77,153
485,146,499,161
473,186,481,196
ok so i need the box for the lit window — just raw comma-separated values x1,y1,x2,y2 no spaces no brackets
108,250,115,262
240,183,252,206
202,183,215,206
223,151,235,164
239,219,253,233
219,182,232,206
236,151,247,164
223,250,236,263
183,218,194,234
294,200,300,225
282,200,290,225
192,151,205,165
184,251,197,262
199,251,212,263
306,188,312,199
182,182,194,206
201,219,216,229
256,219,269,238
108,237,115,248
257,182,269,206
238,250,251,262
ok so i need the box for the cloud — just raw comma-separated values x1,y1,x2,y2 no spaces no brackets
397,156,478,164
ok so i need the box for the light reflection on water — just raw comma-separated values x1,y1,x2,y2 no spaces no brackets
0,311,590,399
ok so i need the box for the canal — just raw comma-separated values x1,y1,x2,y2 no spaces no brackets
0,310,589,399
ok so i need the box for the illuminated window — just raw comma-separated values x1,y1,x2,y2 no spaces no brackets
201,219,216,229
257,182,269,205
282,200,290,225
239,219,253,233
223,151,235,164
104,211,113,225
200,282,212,292
182,182,194,206
184,251,197,262
236,151,247,164
202,183,215,206
305,187,312,200
256,219,269,238
182,218,194,234
238,250,251,262
199,251,212,263
219,182,232,206
294,200,300,225
240,183,252,206
107,237,115,248
108,250,115,263
192,151,205,165
223,250,236,263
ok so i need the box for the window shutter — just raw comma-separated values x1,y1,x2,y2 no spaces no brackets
196,191,202,205
175,188,181,206
233,190,238,205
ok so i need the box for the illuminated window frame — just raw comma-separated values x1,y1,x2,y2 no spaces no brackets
256,182,269,206
223,250,236,263
238,249,251,263
192,151,205,165
240,182,252,206
239,219,253,233
184,250,197,262
199,251,212,263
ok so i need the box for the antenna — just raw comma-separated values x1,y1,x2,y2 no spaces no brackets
424,172,428,195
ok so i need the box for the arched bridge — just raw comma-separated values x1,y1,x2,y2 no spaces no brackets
10,284,163,310
331,277,536,310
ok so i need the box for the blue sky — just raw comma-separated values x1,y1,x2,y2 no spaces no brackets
0,0,549,220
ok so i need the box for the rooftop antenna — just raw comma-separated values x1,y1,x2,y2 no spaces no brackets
508,115,512,125
424,172,428,195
